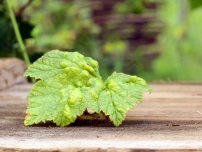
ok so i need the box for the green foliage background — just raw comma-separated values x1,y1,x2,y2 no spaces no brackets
150,0,202,81
1,0,202,82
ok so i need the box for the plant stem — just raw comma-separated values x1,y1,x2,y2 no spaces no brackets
6,0,30,66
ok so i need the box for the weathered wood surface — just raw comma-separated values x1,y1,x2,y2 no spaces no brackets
0,58,26,90
0,83,202,152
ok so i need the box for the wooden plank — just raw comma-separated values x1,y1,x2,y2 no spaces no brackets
0,58,27,90
0,83,202,151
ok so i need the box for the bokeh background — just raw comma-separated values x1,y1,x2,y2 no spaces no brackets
1,0,202,81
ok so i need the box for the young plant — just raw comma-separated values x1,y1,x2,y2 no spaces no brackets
24,50,149,126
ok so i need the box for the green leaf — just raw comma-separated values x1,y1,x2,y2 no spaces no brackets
25,50,148,127
98,72,148,126
25,79,86,126
24,50,100,80
81,77,103,113
25,76,104,126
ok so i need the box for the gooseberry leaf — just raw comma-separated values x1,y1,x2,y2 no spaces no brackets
98,72,148,126
24,50,101,80
25,50,149,127
25,79,81,126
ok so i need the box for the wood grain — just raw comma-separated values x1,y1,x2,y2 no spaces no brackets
0,83,202,152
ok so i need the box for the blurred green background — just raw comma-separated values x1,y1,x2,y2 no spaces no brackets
0,0,202,82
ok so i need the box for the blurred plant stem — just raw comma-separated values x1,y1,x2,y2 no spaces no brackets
6,0,30,66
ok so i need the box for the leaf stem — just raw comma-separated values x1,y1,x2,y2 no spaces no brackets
6,0,31,66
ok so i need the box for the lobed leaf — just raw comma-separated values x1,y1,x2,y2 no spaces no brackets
24,50,100,80
25,50,149,127
98,72,149,126
25,79,84,126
